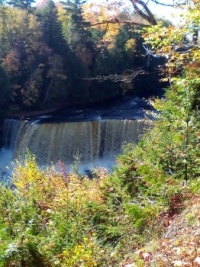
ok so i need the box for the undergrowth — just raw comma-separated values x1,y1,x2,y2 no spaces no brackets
0,71,199,266
0,70,200,266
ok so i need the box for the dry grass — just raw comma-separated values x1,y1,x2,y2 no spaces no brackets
121,195,200,267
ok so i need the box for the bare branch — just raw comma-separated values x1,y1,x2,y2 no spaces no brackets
130,0,157,25
150,0,175,6
81,68,145,83
83,1,157,28
84,19,150,28
150,0,188,6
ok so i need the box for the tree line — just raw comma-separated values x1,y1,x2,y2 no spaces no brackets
0,0,166,112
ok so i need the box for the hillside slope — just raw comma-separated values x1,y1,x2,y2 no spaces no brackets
121,195,200,267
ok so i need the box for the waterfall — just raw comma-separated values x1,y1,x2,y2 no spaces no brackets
2,118,147,165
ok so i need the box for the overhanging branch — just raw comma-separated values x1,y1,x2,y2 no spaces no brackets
84,19,150,28
81,68,145,83
131,0,157,25
150,0,188,6
150,0,175,6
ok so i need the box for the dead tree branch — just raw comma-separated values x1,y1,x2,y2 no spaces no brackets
85,19,150,27
81,68,145,83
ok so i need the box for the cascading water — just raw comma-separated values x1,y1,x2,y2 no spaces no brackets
0,96,151,182
3,118,146,166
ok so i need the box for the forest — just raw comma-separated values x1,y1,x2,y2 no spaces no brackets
0,0,167,114
0,0,200,266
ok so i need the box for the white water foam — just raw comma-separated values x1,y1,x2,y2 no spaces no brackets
0,147,116,183
0,117,147,183
0,148,13,183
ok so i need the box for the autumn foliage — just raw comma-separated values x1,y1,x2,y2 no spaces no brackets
0,0,200,266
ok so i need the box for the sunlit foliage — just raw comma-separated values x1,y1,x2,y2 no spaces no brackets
0,1,200,265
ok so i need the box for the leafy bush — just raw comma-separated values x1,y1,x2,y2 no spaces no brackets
0,153,108,266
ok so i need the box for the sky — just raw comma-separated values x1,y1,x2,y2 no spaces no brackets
84,0,186,25
147,0,186,24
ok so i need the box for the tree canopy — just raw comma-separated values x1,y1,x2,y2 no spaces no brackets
0,0,198,111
